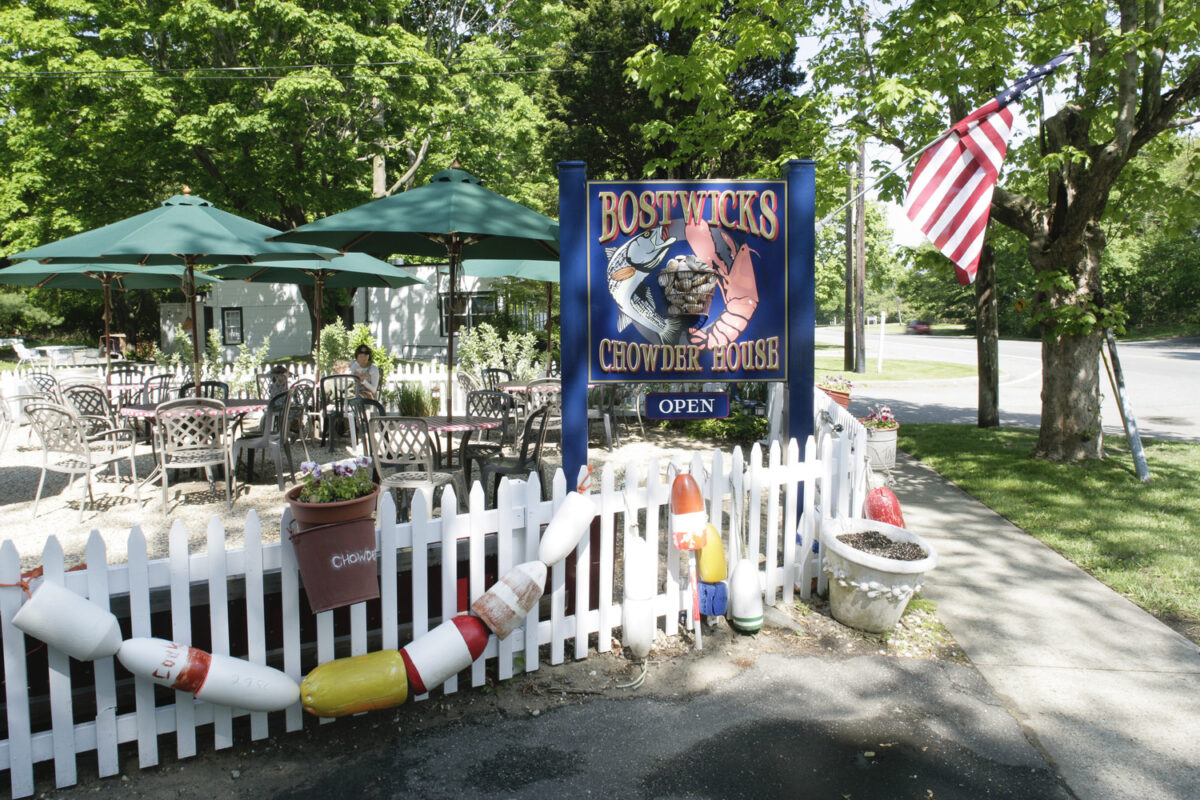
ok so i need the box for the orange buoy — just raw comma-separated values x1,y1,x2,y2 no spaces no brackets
669,473,708,551
118,637,299,712
400,616,490,695
300,650,408,717
470,561,547,639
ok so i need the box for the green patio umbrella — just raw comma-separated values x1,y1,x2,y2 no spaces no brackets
0,262,219,372
461,258,559,372
270,165,559,418
209,253,426,374
7,189,338,390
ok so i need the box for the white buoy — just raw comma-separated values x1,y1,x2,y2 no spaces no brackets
117,637,300,712
470,561,547,639
399,615,490,695
12,580,123,662
622,536,656,659
538,491,597,566
728,559,763,633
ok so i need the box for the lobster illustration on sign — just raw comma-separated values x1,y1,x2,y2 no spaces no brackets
682,220,760,351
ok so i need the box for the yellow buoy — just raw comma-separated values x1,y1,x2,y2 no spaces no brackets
698,523,727,582
301,649,408,717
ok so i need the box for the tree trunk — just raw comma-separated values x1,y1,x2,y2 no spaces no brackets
975,241,999,427
1030,228,1107,460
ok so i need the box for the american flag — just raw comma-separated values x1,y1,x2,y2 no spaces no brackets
903,48,1079,284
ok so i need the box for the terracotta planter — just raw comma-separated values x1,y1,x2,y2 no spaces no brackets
286,484,381,614
862,424,899,470
820,387,851,409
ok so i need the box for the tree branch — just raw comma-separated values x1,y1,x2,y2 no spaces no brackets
387,133,431,196
1165,113,1200,129
990,187,1043,240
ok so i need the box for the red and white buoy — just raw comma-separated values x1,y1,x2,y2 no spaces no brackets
400,615,490,695
538,491,597,567
117,637,299,712
470,561,547,640
12,580,123,662
670,473,708,649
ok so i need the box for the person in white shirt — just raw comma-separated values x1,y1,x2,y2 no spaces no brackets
350,344,380,400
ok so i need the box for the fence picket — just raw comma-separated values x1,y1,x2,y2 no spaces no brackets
279,507,303,732
168,521,196,757
410,489,432,700
549,470,567,665
597,466,615,653
522,474,543,672
573,464,592,661
782,439,801,606
379,493,400,652
1,540,34,798
468,482,487,686
765,441,782,601
244,510,269,740
495,478,515,680
439,485,461,694
85,530,119,776
126,526,159,768
42,537,77,788
206,517,233,749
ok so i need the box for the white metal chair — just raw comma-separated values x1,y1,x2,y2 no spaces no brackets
23,400,138,522
367,416,457,520
155,398,233,517
11,340,48,367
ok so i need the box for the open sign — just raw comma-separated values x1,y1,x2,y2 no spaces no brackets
645,392,729,420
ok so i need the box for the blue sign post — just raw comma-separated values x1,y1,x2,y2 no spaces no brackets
558,161,815,481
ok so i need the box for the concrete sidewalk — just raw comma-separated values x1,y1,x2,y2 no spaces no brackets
889,453,1200,800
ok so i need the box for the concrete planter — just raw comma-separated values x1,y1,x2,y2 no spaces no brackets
863,425,899,470
821,518,937,633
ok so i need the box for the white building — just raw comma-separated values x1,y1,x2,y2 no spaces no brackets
161,264,504,363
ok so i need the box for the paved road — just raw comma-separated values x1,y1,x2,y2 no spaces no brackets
819,327,1200,441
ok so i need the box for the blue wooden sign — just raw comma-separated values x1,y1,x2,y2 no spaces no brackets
645,392,730,420
584,180,788,383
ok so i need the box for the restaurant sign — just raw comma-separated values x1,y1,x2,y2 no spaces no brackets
586,180,787,383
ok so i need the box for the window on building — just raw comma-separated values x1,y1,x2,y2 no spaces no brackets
221,308,244,346
439,291,497,336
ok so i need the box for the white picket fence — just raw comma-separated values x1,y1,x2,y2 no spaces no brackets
0,392,870,797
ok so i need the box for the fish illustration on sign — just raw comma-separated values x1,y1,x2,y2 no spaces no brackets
605,228,682,345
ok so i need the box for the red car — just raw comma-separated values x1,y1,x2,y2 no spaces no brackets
905,321,931,335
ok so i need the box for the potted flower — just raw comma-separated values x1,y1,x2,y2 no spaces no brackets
817,374,853,409
285,457,382,613
821,517,937,633
859,405,900,471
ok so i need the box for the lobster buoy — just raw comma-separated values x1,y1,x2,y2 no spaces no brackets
864,487,906,528
698,581,729,617
117,638,299,712
697,523,727,582
12,580,123,662
400,615,490,695
669,473,708,551
300,650,408,717
728,560,763,633
622,536,657,659
538,491,597,567
470,561,547,639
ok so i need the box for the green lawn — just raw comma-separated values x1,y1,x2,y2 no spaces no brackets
899,424,1200,643
815,355,977,383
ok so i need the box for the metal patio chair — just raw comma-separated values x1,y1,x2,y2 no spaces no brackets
458,390,516,488
367,415,458,520
479,405,551,498
179,380,230,400
480,367,512,392
155,398,233,517
319,374,357,452
24,400,138,522
348,397,386,455
232,389,295,491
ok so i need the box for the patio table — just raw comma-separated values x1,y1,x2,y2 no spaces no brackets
418,415,503,470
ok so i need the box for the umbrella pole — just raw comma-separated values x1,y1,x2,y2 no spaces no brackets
447,242,460,423
186,263,202,395
102,277,113,376
545,283,553,375
314,277,323,379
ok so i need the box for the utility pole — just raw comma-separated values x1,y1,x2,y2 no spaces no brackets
843,163,855,371
854,141,867,373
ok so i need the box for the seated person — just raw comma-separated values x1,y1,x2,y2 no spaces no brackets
350,344,380,401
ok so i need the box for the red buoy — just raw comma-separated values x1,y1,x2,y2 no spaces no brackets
864,487,906,528
670,473,708,551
